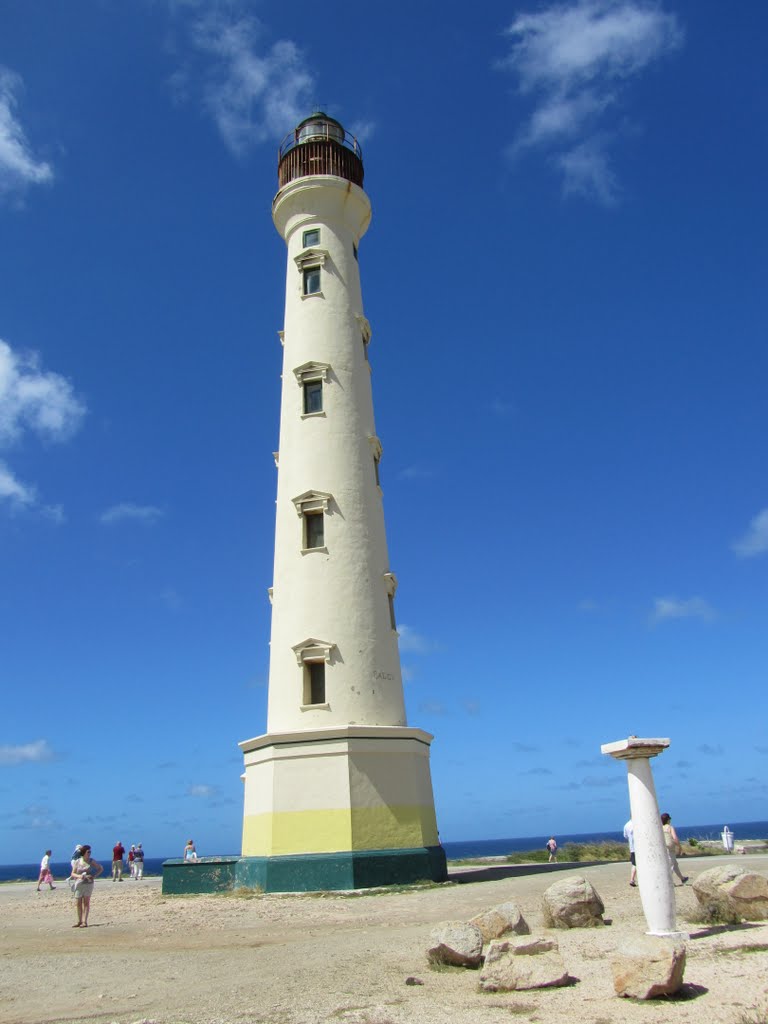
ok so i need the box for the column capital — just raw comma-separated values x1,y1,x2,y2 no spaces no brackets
601,736,670,760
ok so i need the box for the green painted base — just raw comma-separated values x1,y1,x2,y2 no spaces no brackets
162,846,447,895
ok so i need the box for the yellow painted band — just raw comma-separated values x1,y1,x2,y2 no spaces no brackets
242,804,438,857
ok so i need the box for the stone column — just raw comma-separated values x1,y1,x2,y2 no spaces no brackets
601,737,687,939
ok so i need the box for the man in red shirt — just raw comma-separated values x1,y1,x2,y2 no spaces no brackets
112,841,126,881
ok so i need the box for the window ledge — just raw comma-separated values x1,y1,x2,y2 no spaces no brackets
300,546,328,555
300,702,330,712
300,411,326,420
300,291,324,300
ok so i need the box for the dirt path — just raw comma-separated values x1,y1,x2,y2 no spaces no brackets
1,856,767,1024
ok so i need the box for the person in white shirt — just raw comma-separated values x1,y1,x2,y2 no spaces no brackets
623,820,638,887
37,850,56,891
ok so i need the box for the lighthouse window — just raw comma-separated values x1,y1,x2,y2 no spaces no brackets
303,266,321,295
305,661,326,705
303,228,320,248
373,454,380,487
303,379,323,414
353,243,358,261
304,511,324,549
388,594,397,630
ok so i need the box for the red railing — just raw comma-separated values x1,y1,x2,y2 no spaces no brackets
277,123,364,189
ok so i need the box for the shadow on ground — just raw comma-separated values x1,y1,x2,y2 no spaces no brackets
448,860,614,884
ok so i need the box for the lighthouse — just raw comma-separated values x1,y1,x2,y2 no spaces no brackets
237,113,447,891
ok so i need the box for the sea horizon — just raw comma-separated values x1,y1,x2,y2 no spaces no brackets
3,819,766,884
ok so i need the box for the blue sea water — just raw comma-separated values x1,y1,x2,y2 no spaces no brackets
3,820,766,883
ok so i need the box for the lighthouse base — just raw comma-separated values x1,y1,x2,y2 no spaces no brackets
238,725,444,890
161,845,446,895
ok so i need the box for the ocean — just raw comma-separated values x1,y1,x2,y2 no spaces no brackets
3,820,766,884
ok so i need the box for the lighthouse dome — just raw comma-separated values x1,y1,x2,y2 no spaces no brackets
278,112,364,189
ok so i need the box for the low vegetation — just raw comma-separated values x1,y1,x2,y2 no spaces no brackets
504,841,628,865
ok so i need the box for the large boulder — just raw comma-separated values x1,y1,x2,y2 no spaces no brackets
427,921,483,967
611,935,686,999
479,935,571,992
469,901,530,943
541,875,605,928
692,866,768,921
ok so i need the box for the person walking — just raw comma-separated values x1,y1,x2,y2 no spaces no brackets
546,837,558,863
134,843,145,879
623,819,638,886
111,840,125,881
661,813,688,885
128,845,136,879
69,845,103,927
36,850,56,891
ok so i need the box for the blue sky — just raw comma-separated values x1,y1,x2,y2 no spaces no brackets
1,0,767,865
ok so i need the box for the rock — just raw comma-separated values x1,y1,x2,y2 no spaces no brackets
692,866,768,921
479,935,571,991
611,935,686,999
469,901,530,942
405,976,424,986
541,875,605,928
427,921,483,967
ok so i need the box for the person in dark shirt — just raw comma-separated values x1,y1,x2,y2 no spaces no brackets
112,841,125,881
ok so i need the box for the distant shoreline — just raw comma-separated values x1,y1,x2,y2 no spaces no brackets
4,820,766,883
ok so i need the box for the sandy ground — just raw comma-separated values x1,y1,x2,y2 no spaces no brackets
1,855,767,1024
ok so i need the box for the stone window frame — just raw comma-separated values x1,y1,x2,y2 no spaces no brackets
292,490,332,554
294,361,331,419
291,636,335,710
356,314,372,364
383,572,398,632
368,434,382,488
303,228,320,248
295,248,328,299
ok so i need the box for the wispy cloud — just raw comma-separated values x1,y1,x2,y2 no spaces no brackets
0,739,57,766
418,700,447,716
397,623,434,654
650,596,716,624
171,2,314,156
187,783,217,798
0,339,85,446
523,767,553,775
0,67,53,201
498,0,683,204
0,460,37,512
697,743,724,757
11,804,61,831
100,503,165,525
511,741,540,753
398,464,437,481
0,338,84,516
732,508,768,558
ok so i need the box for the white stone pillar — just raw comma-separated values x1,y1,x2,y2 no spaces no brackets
601,737,687,939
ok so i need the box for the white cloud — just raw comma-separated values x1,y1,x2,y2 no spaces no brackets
187,783,216,798
398,464,436,481
173,5,314,155
0,739,56,766
650,596,716,623
397,623,433,654
100,503,165,525
732,508,768,558
0,67,53,199
0,339,85,446
558,137,619,205
499,0,683,203
0,339,84,516
0,460,36,509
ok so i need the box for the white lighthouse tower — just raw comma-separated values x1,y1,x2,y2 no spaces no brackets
238,113,446,891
